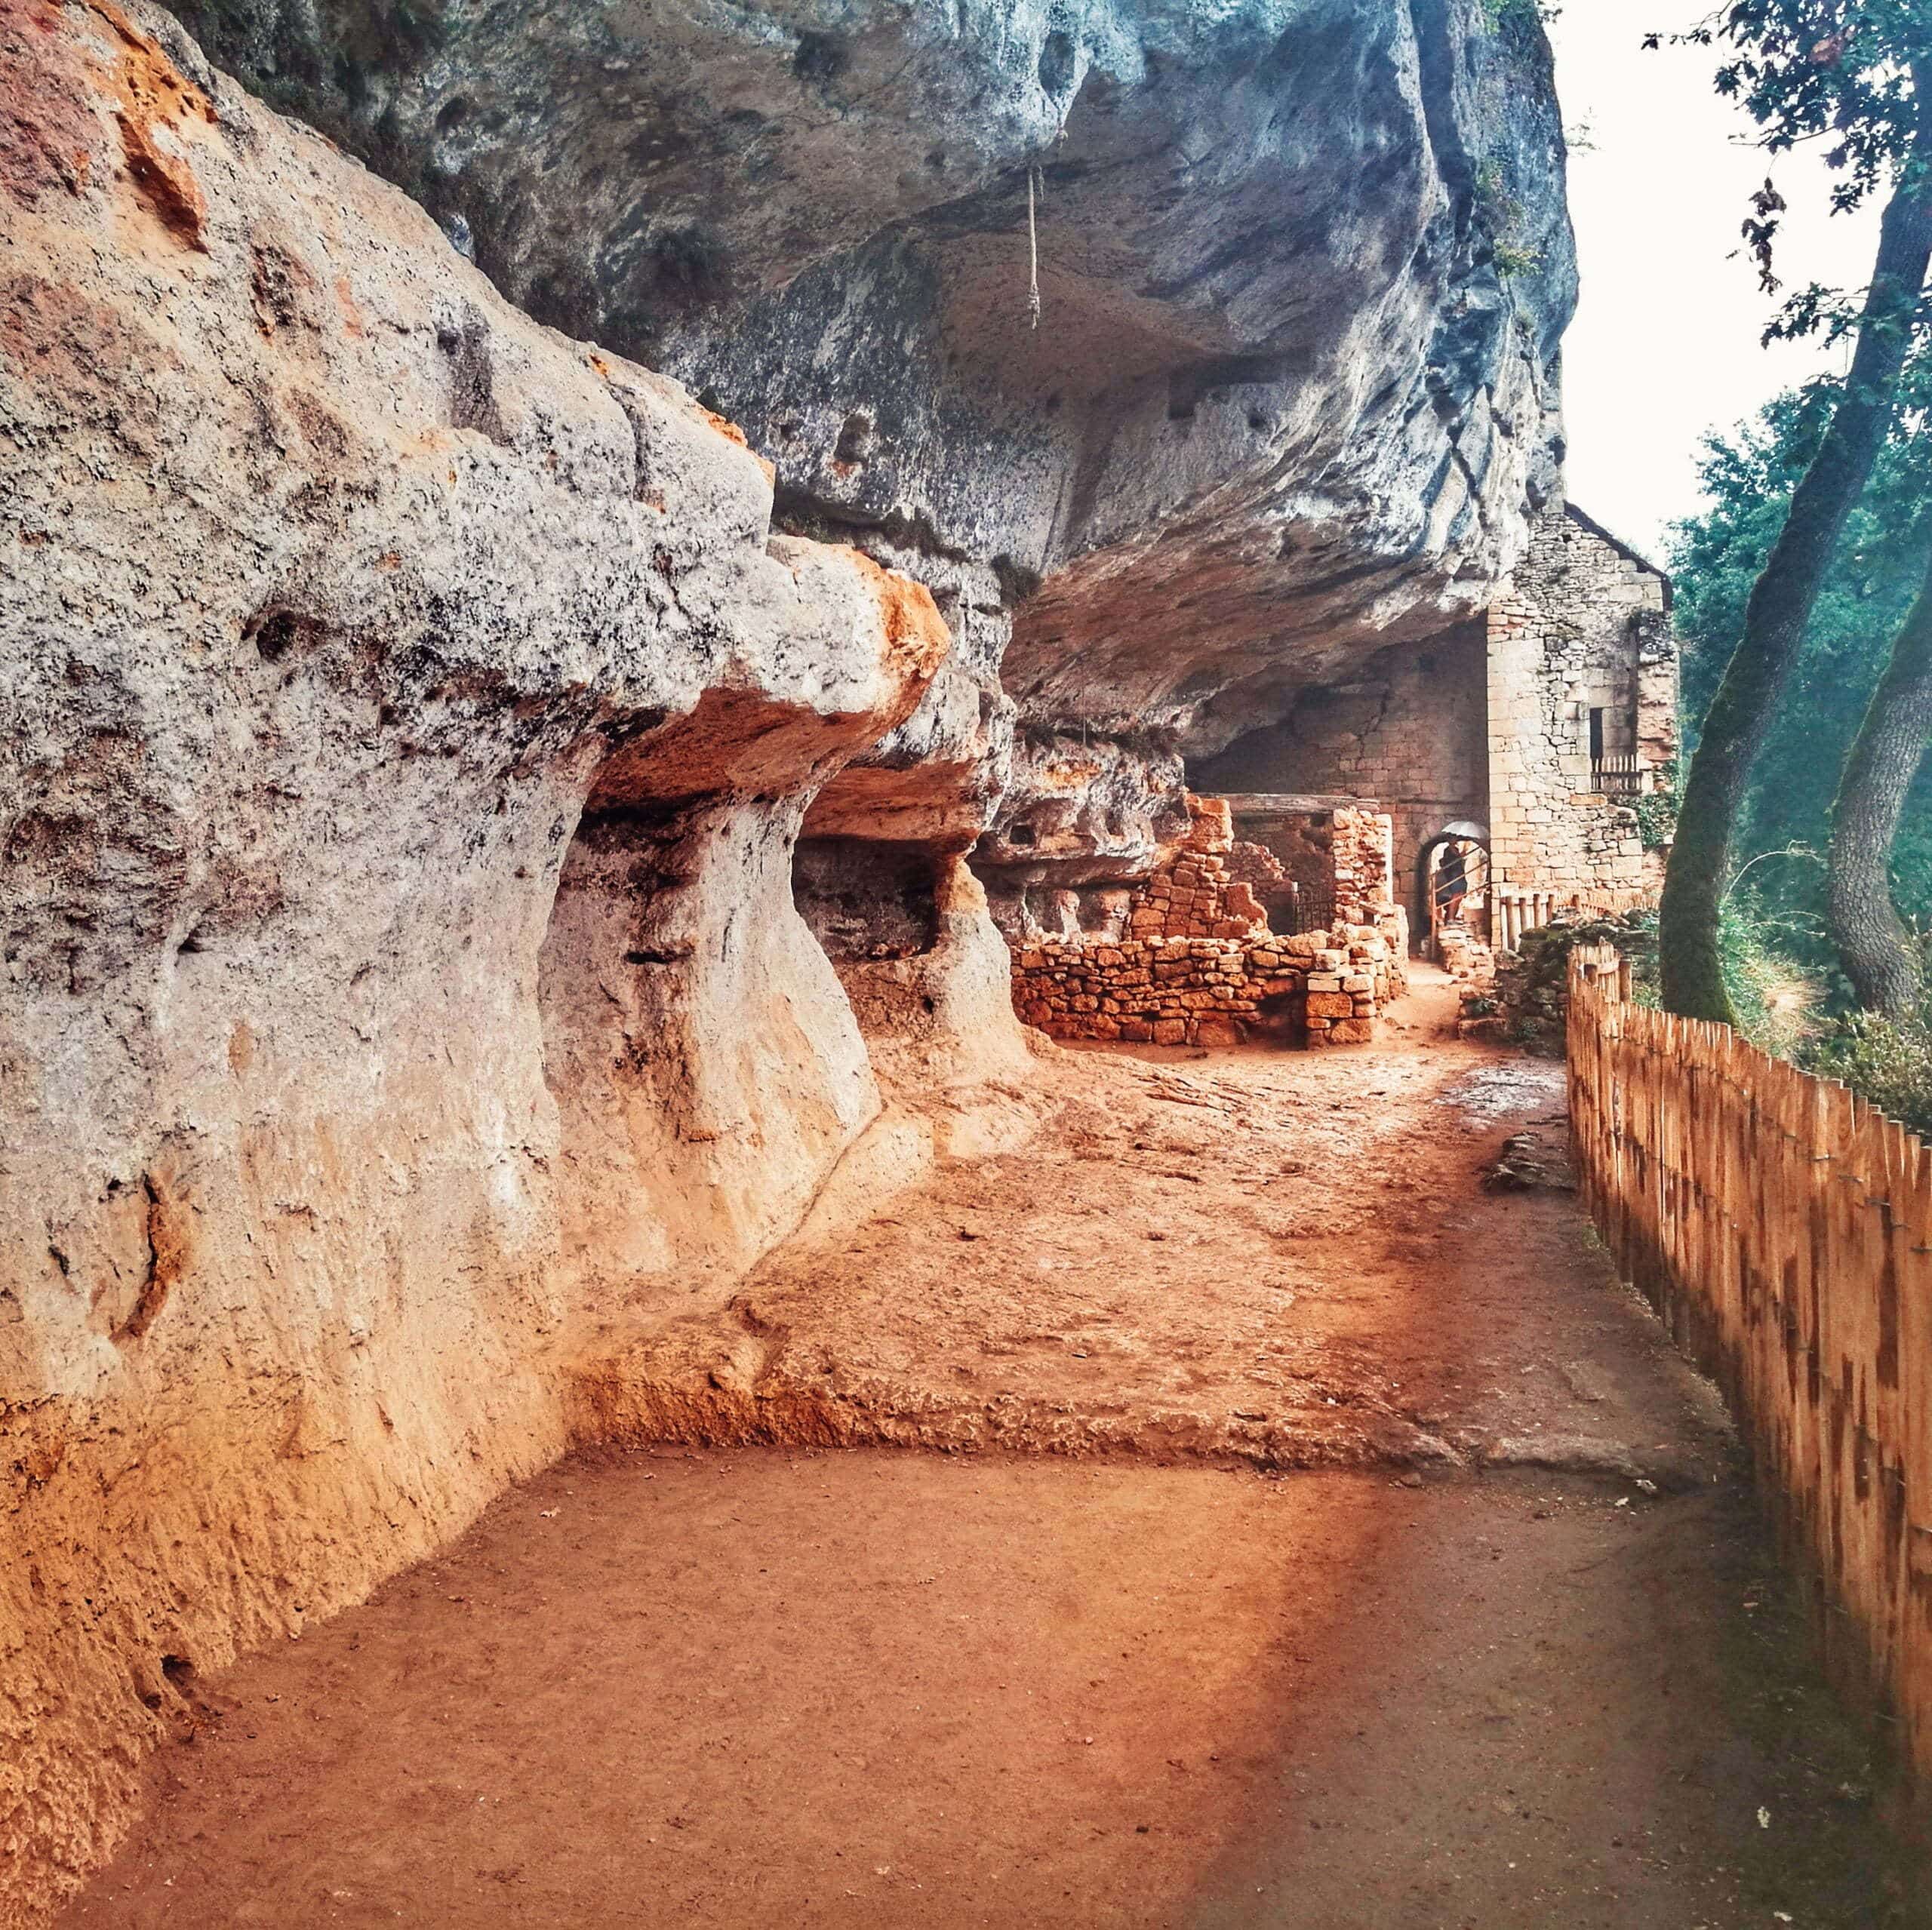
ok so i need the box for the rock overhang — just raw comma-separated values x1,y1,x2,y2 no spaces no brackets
164,0,1577,783
0,4,1587,1916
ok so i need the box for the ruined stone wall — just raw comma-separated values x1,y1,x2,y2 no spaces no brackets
1328,806,1402,933
1124,797,1271,941
1192,626,1490,900
1232,810,1339,930
1010,795,1403,1046
1013,933,1394,1049
1484,507,1675,908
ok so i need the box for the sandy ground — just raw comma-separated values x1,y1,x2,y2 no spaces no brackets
574,971,1724,1480
58,973,1932,1927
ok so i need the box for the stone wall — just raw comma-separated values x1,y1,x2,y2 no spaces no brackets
1232,809,1340,931
1212,798,1407,942
1188,506,1675,945
1328,805,1403,933
1484,507,1675,908
1194,625,1489,902
1013,932,1395,1049
1008,794,1403,1047
1126,796,1272,941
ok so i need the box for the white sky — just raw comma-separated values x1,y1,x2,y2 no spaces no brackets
1546,0,1880,559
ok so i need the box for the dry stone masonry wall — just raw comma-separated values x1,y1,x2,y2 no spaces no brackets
1189,506,1675,942
1484,506,1675,909
1010,796,1404,1046
1127,797,1272,941
1195,626,1491,899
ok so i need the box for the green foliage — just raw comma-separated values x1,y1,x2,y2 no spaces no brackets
1648,2,1932,340
1491,238,1546,279
1716,895,1823,1057
1497,910,1661,1054
1668,380,1932,981
1473,159,1543,280
1482,0,1561,28
1634,761,1680,850
1653,4,1931,1025
1803,998,1932,1139
1650,3,1932,208
1527,899,1820,1057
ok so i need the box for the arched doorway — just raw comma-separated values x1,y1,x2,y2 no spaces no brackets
1416,823,1491,961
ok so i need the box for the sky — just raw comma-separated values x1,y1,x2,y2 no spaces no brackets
1546,0,1881,561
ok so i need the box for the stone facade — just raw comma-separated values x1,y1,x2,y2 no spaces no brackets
1189,504,1675,949
1484,507,1675,910
1196,626,1489,902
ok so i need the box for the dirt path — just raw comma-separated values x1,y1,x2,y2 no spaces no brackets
59,976,1930,1928
572,970,1711,1479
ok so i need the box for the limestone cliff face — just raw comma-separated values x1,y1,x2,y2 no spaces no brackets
0,0,1572,1917
0,2,971,1910
165,0,1576,875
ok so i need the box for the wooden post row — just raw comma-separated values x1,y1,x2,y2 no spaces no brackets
1566,946,1932,1782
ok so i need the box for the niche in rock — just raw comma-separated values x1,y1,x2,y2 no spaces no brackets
792,838,940,963
535,704,884,1312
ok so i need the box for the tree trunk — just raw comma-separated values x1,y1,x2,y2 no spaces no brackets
1828,548,1932,1014
1659,171,1932,1022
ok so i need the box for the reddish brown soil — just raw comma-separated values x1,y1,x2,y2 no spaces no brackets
576,973,1711,1477
58,974,1931,1927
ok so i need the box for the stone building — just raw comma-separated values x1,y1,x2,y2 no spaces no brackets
1192,502,1676,954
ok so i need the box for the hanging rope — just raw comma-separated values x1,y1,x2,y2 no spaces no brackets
1026,164,1041,330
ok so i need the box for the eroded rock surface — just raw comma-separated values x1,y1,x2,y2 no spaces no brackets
167,0,1577,874
0,1,977,1910
3,0,1579,1919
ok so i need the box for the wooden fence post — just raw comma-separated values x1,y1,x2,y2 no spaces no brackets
1565,942,1932,1788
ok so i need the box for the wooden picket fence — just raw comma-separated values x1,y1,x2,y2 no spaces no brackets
1567,944,1932,1781
1491,884,1558,954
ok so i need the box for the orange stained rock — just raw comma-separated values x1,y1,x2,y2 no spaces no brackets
696,403,777,487
844,546,952,685
1181,791,1235,855
1035,758,1104,791
0,2,100,207
82,0,216,249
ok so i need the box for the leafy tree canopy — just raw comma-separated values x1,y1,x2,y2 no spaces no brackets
1651,4,1932,340
1654,2,1932,199
1669,363,1932,979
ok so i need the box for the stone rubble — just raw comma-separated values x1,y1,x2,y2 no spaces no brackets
1011,795,1404,1047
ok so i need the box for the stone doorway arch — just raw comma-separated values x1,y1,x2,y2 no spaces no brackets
1417,822,1491,960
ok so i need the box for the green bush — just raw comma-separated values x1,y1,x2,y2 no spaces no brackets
1798,930,1932,1136
1481,0,1560,26
1521,908,1660,990
1803,1007,1932,1140
1515,899,1820,1064
1492,238,1546,280
1634,763,1679,850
